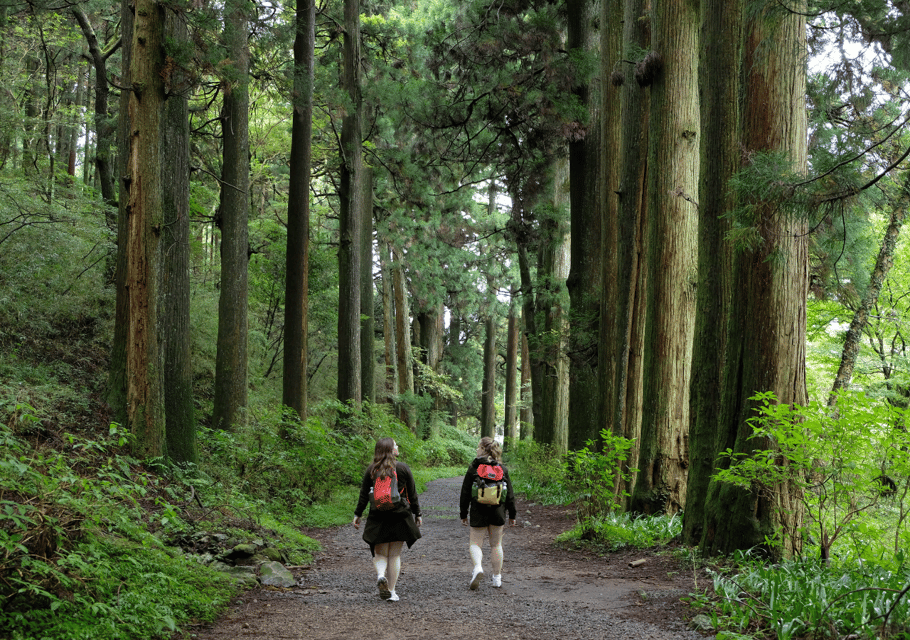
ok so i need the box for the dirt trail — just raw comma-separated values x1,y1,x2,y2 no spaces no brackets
189,477,709,640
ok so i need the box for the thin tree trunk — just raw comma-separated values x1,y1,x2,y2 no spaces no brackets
281,0,315,421
361,168,375,404
72,5,117,204
481,314,497,439
393,249,415,430
213,0,251,430
520,327,533,438
829,175,910,405
380,242,398,400
504,294,519,448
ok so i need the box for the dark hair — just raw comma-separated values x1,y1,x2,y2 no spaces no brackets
478,436,502,462
369,437,397,479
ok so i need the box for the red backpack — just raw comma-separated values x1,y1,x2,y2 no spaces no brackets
370,466,403,510
473,461,506,505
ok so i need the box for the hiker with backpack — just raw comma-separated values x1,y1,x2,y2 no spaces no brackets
459,436,516,590
352,437,422,602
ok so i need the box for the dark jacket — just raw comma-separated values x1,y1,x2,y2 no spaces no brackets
355,461,422,554
459,456,517,527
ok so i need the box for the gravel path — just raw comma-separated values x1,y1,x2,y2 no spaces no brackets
191,477,708,640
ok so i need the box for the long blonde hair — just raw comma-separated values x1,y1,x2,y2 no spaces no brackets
369,437,397,479
478,436,502,462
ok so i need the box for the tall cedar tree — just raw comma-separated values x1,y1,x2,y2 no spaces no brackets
682,0,741,545
282,0,316,420
337,0,363,408
213,0,251,430
701,1,809,558
629,0,699,515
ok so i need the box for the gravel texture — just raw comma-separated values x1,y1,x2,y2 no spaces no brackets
188,476,712,640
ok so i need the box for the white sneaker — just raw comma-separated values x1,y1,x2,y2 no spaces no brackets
388,591,399,602
469,567,484,590
491,574,502,588
377,576,391,599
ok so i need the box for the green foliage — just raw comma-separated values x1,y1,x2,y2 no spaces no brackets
504,440,572,505
702,551,910,640
0,422,250,640
556,512,682,552
713,390,910,562
564,429,637,524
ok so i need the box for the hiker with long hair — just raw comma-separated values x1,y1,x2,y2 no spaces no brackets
353,437,422,602
459,436,516,590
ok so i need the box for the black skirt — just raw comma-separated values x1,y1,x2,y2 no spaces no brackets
362,503,421,555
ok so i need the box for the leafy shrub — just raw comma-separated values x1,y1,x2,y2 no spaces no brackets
556,511,682,551
713,390,910,562
565,429,637,523
505,440,572,505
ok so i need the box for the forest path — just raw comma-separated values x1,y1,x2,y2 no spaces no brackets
190,477,709,640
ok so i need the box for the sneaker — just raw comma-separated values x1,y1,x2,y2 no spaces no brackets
388,591,399,602
491,574,502,588
469,567,484,590
377,576,391,600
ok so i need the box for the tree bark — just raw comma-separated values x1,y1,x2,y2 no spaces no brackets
701,1,809,559
481,314,497,439
683,0,741,546
566,0,603,453
281,0,315,421
161,5,196,464
504,294,519,448
337,0,363,408
72,5,117,204
393,248,415,430
361,168,375,404
124,0,166,458
213,0,251,430
598,0,623,450
630,0,699,515
380,241,398,400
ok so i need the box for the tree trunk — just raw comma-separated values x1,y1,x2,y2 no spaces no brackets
598,0,623,450
213,0,251,430
161,6,196,464
683,0,741,546
393,249,415,431
630,0,699,515
504,294,519,448
481,314,497,439
380,241,398,400
829,174,910,405
566,0,603,453
520,327,533,438
107,0,134,426
701,1,809,559
281,0,315,422
72,5,116,204
337,0,363,408
613,0,649,453
361,168,375,404
539,157,570,452
125,0,166,458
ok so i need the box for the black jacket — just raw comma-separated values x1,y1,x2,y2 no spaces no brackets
459,456,516,527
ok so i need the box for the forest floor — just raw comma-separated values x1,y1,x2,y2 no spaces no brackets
186,477,714,640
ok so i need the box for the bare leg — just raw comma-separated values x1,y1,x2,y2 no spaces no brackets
468,526,486,589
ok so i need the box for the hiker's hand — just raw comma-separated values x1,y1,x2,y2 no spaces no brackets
415,516,422,527
461,518,468,526
509,519,516,527
352,515,361,529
